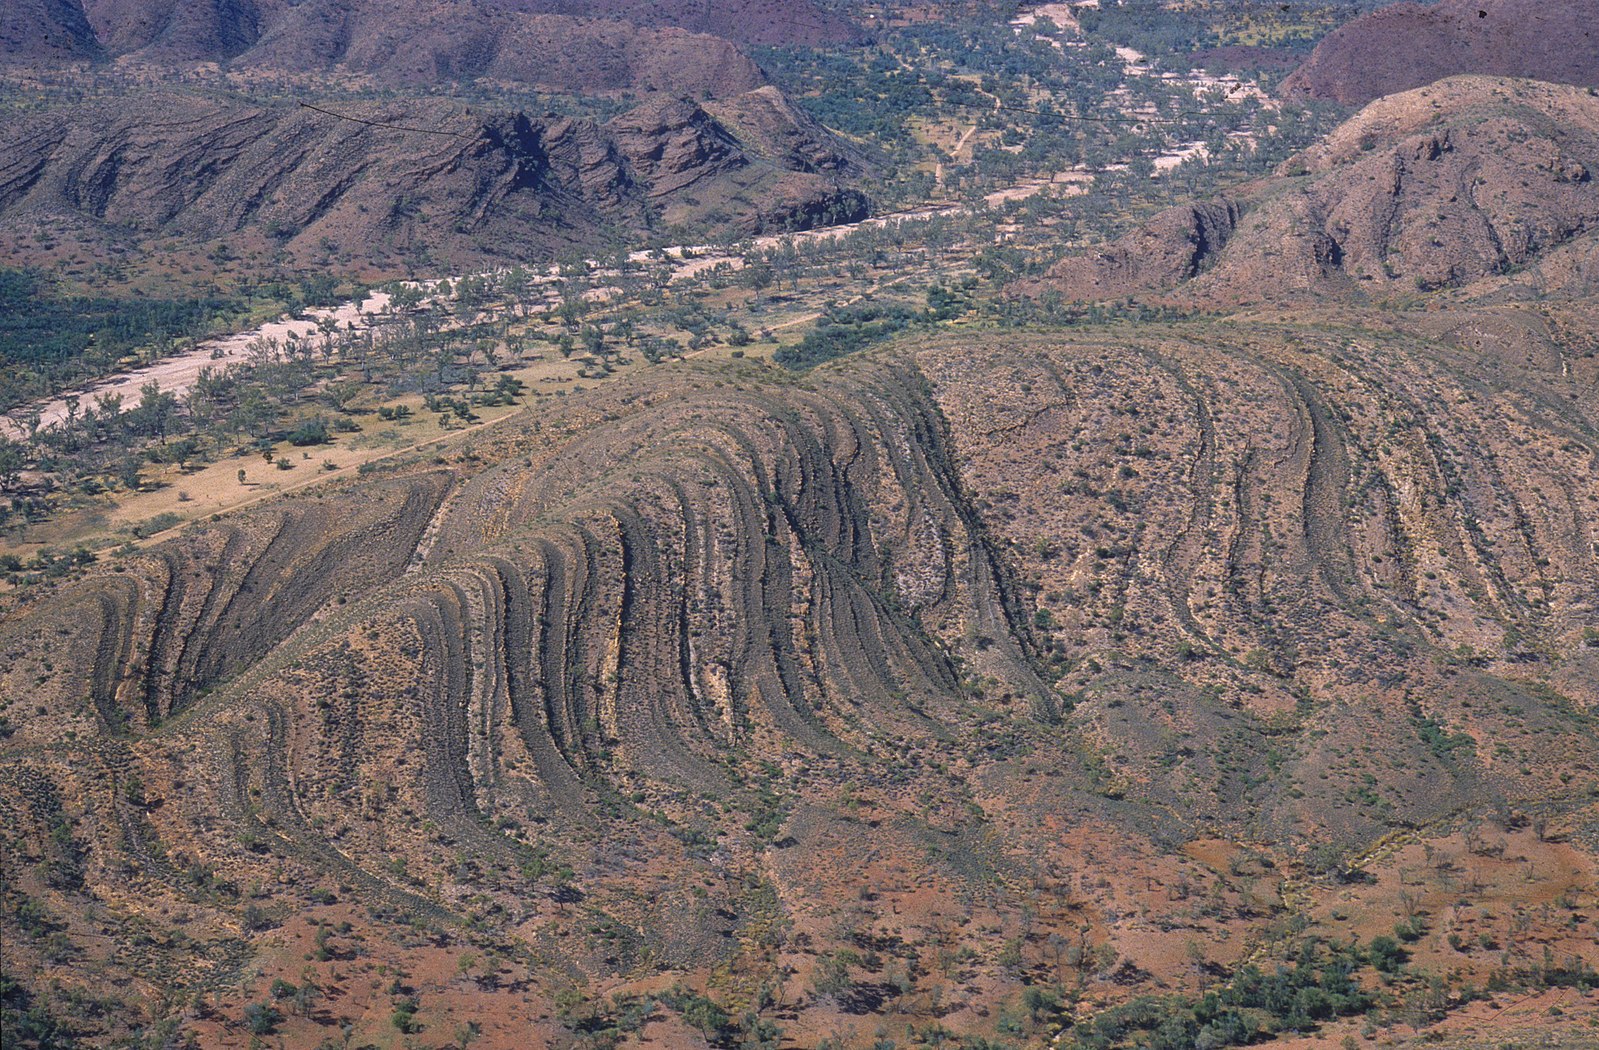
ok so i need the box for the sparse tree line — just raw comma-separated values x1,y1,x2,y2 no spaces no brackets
0,276,536,534
0,268,355,412
758,10,1347,218
0,177,1161,540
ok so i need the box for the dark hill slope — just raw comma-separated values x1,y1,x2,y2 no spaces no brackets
0,90,868,271
0,95,633,267
4,0,853,88
0,0,101,63
507,0,861,45
1030,78,1599,306
63,0,766,95
82,0,261,60
1282,0,1599,105
233,6,767,96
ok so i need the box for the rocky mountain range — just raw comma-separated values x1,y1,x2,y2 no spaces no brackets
0,87,870,272
4,66,1599,1047
0,0,875,276
0,0,857,93
5,2,1599,1048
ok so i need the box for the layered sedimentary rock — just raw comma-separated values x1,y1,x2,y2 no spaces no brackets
0,89,869,269
3,311,1596,1039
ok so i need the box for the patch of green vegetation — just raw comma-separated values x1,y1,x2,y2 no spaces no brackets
287,417,331,446
0,267,363,413
1413,713,1475,760
1076,0,1215,55
0,545,97,585
660,985,732,1041
0,975,72,1049
0,267,250,410
1064,938,1375,1049
127,512,183,539
774,301,924,369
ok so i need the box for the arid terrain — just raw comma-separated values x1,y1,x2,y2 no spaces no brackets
1030,77,1599,305
1282,0,1599,105
0,88,869,278
0,0,857,85
3,2,1599,1048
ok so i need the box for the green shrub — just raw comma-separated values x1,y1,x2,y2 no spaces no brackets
129,512,182,539
288,418,330,446
243,1002,280,1035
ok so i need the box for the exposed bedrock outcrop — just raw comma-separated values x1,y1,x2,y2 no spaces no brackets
1024,78,1599,306
4,320,1596,945
0,88,871,268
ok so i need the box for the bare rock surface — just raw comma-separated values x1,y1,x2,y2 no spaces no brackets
1033,199,1242,302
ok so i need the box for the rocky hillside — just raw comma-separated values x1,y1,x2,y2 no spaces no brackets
0,0,101,64
1021,198,1242,303
1032,77,1599,306
1,0,858,94
231,6,766,97
5,13,1599,1050
1281,0,1599,105
522,0,861,46
0,90,869,273
2,299,1596,1043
